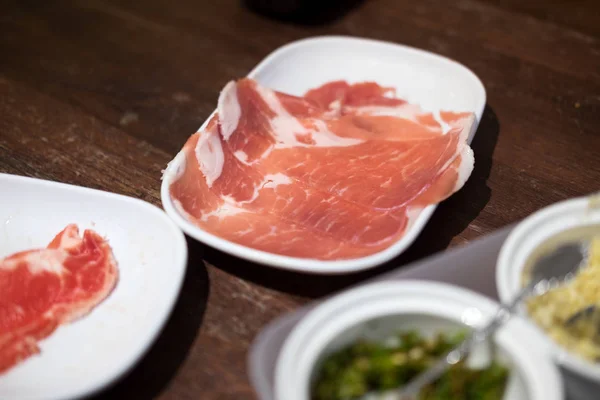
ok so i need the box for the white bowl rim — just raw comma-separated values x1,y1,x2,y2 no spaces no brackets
496,193,600,382
274,279,563,400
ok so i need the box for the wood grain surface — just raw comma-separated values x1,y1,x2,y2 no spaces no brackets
1,0,599,399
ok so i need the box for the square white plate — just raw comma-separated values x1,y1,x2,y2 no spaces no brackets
0,173,188,400
161,35,486,274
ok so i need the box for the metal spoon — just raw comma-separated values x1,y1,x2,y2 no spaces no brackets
369,241,587,400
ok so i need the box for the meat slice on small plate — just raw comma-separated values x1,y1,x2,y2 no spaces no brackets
0,173,187,400
0,224,118,375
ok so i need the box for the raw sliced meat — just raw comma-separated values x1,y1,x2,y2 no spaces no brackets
304,80,407,109
0,224,118,374
170,121,410,258
168,78,475,260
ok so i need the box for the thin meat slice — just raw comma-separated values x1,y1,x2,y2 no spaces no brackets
304,80,407,110
267,120,473,210
176,203,398,260
170,118,411,253
218,79,363,165
168,78,475,260
0,225,118,374
218,79,474,210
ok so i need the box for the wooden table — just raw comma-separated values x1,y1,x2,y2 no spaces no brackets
1,1,599,398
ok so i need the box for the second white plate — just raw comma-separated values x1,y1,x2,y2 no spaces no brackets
0,173,188,400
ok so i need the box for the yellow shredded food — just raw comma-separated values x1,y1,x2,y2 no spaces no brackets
525,236,600,362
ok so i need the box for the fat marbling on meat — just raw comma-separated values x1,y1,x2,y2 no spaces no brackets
0,224,118,374
168,79,475,260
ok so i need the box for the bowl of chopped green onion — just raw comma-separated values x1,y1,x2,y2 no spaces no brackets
274,280,563,400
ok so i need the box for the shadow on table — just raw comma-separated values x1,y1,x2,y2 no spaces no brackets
204,105,500,299
243,0,365,26
87,237,209,400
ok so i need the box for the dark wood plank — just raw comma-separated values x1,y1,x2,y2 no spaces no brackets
480,0,600,38
2,0,599,156
1,0,600,399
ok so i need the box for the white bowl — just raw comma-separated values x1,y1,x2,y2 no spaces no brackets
0,173,188,400
275,280,563,400
161,35,486,274
496,193,600,399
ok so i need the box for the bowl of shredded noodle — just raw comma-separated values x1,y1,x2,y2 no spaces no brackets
496,193,600,399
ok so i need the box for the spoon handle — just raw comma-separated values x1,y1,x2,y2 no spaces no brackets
395,284,535,399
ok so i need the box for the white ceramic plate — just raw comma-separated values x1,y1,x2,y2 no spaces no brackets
0,173,188,400
275,280,563,400
161,35,486,274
